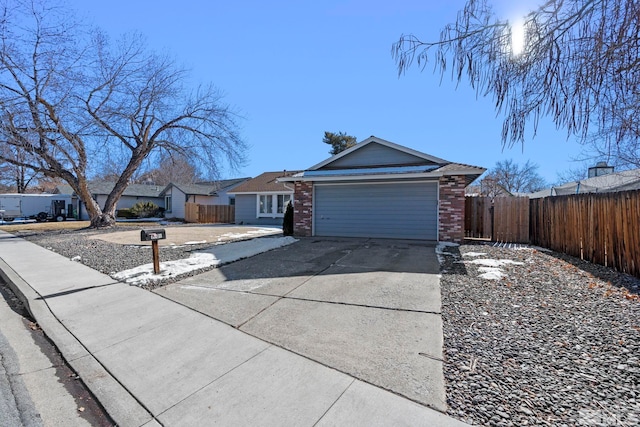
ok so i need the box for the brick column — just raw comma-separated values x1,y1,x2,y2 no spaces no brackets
293,181,313,237
439,175,466,243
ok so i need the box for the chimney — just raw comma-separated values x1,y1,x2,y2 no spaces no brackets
588,162,614,178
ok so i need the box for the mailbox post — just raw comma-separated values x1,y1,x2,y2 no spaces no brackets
140,229,166,274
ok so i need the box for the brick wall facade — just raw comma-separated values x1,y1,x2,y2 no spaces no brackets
293,181,313,237
439,175,466,243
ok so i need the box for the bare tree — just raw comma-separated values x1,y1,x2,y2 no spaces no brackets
393,0,640,164
477,176,507,201
0,0,246,226
580,133,640,170
0,145,40,192
555,166,588,185
484,159,547,194
137,153,202,185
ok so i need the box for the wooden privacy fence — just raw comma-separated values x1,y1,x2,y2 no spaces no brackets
465,196,490,238
530,190,640,278
465,196,530,243
185,203,235,224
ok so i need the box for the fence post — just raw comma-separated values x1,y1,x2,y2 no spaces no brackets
489,203,494,241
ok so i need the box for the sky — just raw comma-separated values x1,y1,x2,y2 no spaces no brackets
67,0,586,185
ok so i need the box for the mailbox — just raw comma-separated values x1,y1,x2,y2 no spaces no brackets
140,229,166,242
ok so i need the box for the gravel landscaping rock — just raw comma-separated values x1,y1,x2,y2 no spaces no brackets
440,243,640,426
18,226,239,289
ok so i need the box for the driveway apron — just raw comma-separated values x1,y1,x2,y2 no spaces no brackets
156,237,447,411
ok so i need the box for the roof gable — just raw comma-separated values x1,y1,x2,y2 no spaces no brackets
310,136,448,170
228,171,300,193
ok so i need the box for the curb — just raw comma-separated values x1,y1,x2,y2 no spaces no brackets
0,258,157,427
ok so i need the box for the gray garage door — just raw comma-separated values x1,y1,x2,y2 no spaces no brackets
314,181,438,240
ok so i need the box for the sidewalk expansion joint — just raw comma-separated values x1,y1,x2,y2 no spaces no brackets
313,378,356,426
155,345,271,418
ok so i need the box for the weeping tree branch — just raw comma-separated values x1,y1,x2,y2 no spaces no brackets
393,0,640,166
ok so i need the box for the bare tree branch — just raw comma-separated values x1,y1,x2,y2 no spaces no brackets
0,0,246,226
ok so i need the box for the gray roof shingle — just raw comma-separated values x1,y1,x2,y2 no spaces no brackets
528,169,640,198
56,182,164,198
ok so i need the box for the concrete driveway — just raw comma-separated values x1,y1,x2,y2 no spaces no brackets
154,237,447,411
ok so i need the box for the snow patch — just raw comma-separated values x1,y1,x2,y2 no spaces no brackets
184,240,207,245
0,219,37,224
478,266,505,280
215,228,280,241
467,258,524,267
112,236,297,287
463,252,487,257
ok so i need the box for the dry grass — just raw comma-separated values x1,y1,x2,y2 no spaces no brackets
0,220,161,233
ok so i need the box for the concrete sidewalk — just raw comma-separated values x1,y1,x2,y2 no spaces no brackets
0,231,468,426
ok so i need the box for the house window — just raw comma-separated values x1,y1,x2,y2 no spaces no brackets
257,194,291,217
229,197,235,206
165,195,172,213
259,195,272,214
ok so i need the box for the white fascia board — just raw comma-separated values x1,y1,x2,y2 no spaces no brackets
280,169,484,183
276,176,300,183
227,190,294,195
440,168,487,175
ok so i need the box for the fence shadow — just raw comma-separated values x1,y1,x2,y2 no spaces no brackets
544,249,640,296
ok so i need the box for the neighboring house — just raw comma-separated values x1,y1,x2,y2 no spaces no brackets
465,182,513,198
528,168,640,199
278,136,485,243
227,171,300,226
160,178,250,219
55,182,165,220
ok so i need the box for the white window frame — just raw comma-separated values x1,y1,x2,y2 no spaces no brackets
256,193,292,218
165,195,172,213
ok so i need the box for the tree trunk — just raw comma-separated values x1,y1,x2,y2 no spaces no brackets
73,179,116,228
90,212,116,228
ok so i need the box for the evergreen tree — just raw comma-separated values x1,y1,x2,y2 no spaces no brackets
282,201,294,236
323,132,357,155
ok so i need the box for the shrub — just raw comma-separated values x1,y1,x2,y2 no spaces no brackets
282,201,293,236
130,201,160,218
116,208,137,219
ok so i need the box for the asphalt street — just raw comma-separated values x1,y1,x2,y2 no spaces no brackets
0,279,113,426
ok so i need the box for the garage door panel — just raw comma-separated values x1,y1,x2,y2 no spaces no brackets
314,182,437,240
